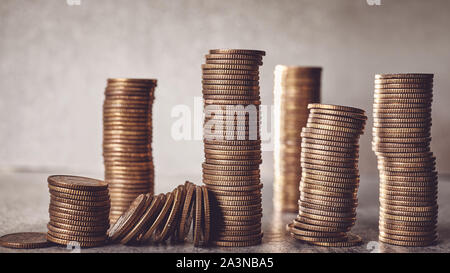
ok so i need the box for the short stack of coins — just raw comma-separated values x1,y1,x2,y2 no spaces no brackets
288,104,367,247
373,73,438,247
46,175,110,248
103,78,157,224
273,66,321,212
201,49,265,247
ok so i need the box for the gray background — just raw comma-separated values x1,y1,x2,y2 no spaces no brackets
1,0,449,186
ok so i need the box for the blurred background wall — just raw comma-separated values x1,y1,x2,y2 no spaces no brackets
1,0,449,184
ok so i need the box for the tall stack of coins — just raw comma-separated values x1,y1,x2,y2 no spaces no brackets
201,49,265,247
288,104,367,247
103,78,157,224
373,73,438,247
273,66,321,212
46,175,110,248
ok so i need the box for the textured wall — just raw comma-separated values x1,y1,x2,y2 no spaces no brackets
1,0,449,182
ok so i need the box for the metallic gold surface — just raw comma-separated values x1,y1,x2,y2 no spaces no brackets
288,104,366,247
373,73,438,247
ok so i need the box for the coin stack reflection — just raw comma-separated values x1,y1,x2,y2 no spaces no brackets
373,73,438,247
288,104,366,247
273,66,321,212
103,78,157,224
201,49,265,247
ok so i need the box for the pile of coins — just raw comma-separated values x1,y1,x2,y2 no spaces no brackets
273,66,321,212
201,49,265,247
46,175,110,248
288,104,367,247
373,73,438,247
108,182,210,247
103,78,157,224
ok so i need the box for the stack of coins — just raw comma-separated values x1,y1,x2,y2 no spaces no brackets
273,66,321,212
108,182,210,247
46,175,110,248
373,73,438,247
288,104,367,247
201,49,265,247
103,78,157,224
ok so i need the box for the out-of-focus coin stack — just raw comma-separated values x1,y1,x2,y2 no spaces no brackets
201,49,265,247
46,175,110,248
103,78,157,224
108,182,210,247
273,66,321,212
373,73,438,247
288,104,367,247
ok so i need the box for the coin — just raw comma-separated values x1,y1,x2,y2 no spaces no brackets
138,191,174,242
154,186,184,243
108,194,148,242
0,232,53,249
177,183,196,241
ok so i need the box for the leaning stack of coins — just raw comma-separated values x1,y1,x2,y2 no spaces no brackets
373,73,438,247
46,175,110,248
273,66,321,212
201,49,265,247
288,104,367,247
103,78,157,224
108,182,210,247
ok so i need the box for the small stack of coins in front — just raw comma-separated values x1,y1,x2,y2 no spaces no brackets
108,182,210,247
273,66,321,212
46,175,110,248
201,49,265,247
373,73,438,247
288,104,367,247
103,78,157,224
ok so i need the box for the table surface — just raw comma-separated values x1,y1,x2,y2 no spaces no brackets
0,172,448,253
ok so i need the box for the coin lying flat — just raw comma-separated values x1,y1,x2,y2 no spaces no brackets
0,232,53,249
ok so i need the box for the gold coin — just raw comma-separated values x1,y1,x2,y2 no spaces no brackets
202,69,259,75
0,232,53,249
193,186,204,247
46,233,106,248
108,194,148,242
210,239,261,247
205,159,262,166
202,186,211,245
306,123,363,134
214,199,261,206
138,191,174,242
202,162,259,171
206,53,262,61
120,194,165,244
308,233,362,247
206,59,262,66
307,104,365,115
203,169,260,176
209,49,266,56
375,73,433,79
379,235,436,247
177,183,196,241
154,186,184,243
374,82,433,88
374,78,433,84
47,223,106,237
202,63,259,71
48,175,108,191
